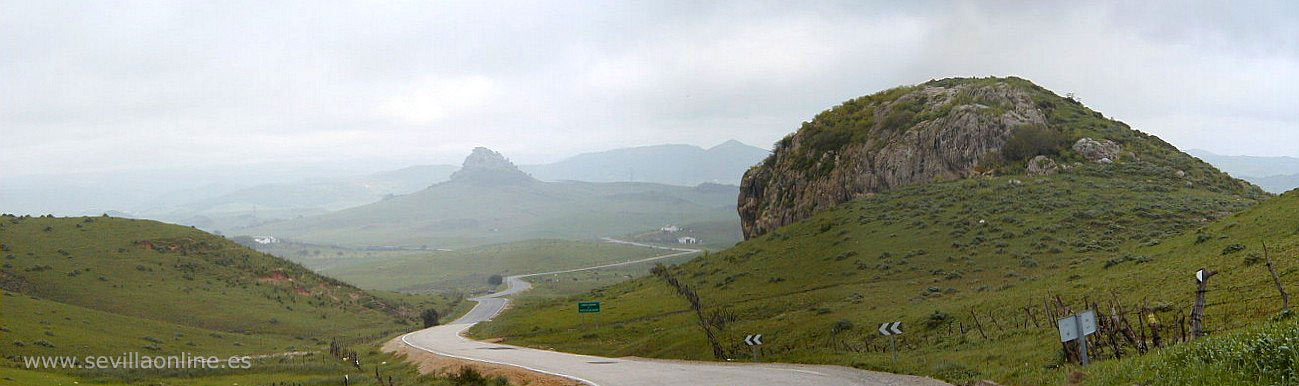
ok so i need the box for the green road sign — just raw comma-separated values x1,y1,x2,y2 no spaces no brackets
578,301,601,313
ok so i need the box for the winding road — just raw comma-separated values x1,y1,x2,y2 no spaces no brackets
399,239,949,386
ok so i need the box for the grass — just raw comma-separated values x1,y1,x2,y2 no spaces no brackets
467,170,1288,385
1087,316,1299,385
0,215,473,384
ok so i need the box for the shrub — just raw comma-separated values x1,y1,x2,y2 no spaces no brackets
1221,244,1247,255
926,311,953,328
421,309,441,328
1002,124,1071,161
449,367,509,386
831,320,854,334
487,274,504,286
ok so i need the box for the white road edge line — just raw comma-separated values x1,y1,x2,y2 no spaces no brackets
399,238,703,386
400,331,602,386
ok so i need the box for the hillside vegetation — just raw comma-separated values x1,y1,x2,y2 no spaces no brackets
469,78,1284,385
0,215,469,384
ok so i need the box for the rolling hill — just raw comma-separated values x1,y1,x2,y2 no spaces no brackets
135,164,460,233
241,147,742,248
466,77,1284,385
1187,149,1299,193
0,215,467,384
521,140,770,186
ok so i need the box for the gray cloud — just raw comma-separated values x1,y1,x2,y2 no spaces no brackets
2,0,1296,178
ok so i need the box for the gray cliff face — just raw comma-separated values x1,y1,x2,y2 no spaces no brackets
739,81,1048,239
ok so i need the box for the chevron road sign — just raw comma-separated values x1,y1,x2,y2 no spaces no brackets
878,322,903,336
879,321,903,364
744,334,764,361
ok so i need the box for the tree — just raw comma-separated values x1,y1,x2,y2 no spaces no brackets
487,274,504,286
421,309,440,328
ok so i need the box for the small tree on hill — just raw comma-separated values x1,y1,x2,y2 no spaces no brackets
487,274,504,286
421,309,440,328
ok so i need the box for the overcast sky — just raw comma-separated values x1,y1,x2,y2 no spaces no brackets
2,1,1296,178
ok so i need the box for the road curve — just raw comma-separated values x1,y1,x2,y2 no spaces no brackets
400,239,949,386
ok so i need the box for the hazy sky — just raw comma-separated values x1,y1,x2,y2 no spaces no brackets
3,1,1296,178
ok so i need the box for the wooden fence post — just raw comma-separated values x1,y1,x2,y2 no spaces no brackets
1263,242,1290,311
1191,269,1217,338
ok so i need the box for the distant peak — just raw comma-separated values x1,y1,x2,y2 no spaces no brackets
708,139,759,151
450,147,535,185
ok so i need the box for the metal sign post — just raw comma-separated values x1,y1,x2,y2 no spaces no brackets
744,334,763,361
1056,310,1097,366
878,322,903,364
579,301,601,330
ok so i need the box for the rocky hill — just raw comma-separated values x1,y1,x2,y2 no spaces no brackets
739,77,1265,239
452,147,537,185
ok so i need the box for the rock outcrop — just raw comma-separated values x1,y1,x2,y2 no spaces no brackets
1027,155,1059,176
1072,138,1121,163
450,147,536,185
739,79,1049,239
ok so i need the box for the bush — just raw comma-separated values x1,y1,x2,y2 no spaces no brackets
1221,244,1247,255
831,319,854,334
926,311,952,328
448,367,509,386
1002,124,1071,161
421,309,441,328
487,274,504,286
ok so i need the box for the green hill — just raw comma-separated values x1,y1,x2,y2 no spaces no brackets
0,215,468,384
467,78,1285,385
242,148,740,248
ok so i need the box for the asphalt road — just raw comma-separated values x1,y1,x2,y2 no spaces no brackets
400,239,950,386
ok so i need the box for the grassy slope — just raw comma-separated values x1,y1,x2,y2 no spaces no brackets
321,239,668,294
241,179,739,248
469,168,1288,384
0,216,467,384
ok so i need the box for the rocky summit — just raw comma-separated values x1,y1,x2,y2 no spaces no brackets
738,76,1263,239
450,147,536,185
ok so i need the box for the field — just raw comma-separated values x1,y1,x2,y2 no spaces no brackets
0,216,475,384
468,170,1295,385
319,239,669,294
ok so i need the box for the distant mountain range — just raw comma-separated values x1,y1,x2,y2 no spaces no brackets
239,147,741,248
520,140,769,186
136,164,460,231
0,140,770,235
1188,149,1299,193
